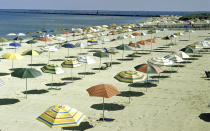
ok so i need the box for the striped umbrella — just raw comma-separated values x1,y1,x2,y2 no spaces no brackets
23,50,40,65
135,63,163,83
87,84,120,121
2,53,23,68
114,70,146,103
37,105,86,129
41,64,64,89
61,60,81,82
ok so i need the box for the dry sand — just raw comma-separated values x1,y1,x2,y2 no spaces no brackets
0,29,210,131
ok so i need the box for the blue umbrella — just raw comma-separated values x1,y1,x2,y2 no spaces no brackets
62,43,76,57
9,42,21,52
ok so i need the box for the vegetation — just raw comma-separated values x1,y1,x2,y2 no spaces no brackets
179,13,210,21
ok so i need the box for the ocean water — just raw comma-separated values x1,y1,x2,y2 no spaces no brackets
0,10,145,39
0,9,209,39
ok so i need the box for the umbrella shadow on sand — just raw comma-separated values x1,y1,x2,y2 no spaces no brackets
117,58,133,61
150,75,170,79
189,54,202,58
62,122,93,131
9,68,22,71
103,62,121,65
28,63,47,66
117,91,144,97
126,54,141,58
45,82,67,86
50,59,64,61
78,72,96,75
61,77,82,81
22,89,49,94
65,56,77,58
78,53,89,55
91,103,125,111
88,50,101,53
199,113,210,122
162,70,178,73
129,83,157,88
171,65,185,68
0,72,10,76
179,61,192,64
0,98,20,105
184,58,199,60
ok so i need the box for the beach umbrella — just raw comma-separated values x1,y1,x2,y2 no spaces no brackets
129,42,141,53
13,36,24,43
77,56,96,77
9,42,21,52
61,59,81,82
114,70,146,103
180,47,196,53
75,42,88,54
175,51,190,59
145,39,157,52
163,54,184,63
2,53,23,68
7,33,16,36
40,37,52,46
22,49,40,65
37,105,86,128
62,43,76,58
26,40,37,49
41,64,64,89
134,63,163,83
0,38,8,47
93,52,109,71
147,57,174,66
87,84,120,121
116,44,132,60
104,48,118,65
41,46,58,63
17,33,26,37
194,41,210,47
11,68,42,99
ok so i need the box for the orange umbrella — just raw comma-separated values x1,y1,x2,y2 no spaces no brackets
87,84,120,121
110,30,117,35
62,32,70,34
39,38,52,42
146,39,158,43
137,40,149,45
132,32,140,36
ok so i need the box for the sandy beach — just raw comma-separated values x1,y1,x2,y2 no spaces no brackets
0,21,210,131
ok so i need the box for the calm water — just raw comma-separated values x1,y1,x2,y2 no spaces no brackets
0,9,209,39
0,11,145,39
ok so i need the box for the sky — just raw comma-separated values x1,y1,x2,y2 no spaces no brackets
0,0,209,11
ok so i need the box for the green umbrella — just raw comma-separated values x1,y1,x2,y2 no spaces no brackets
26,40,37,49
180,47,196,53
116,44,132,60
0,38,8,47
13,37,24,43
93,52,109,71
11,68,42,99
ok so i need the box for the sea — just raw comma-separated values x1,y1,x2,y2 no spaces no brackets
0,9,209,39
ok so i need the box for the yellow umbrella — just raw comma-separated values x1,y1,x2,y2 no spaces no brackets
22,50,39,65
37,105,86,129
2,53,23,68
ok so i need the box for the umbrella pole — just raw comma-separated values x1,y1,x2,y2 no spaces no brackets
51,74,53,89
146,73,148,92
99,57,101,72
129,86,131,103
31,55,33,67
102,97,105,121
68,48,70,58
48,51,50,64
12,60,14,68
26,78,28,99
110,54,112,68
71,68,73,82
84,64,87,78
122,49,124,61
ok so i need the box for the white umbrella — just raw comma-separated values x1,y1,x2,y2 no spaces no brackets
77,56,96,77
17,33,26,36
7,33,16,36
41,46,58,63
163,54,183,63
175,51,190,59
147,57,174,66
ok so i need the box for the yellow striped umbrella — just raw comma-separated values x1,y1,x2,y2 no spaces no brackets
2,53,23,68
114,70,146,83
61,60,81,82
37,105,86,128
114,70,146,103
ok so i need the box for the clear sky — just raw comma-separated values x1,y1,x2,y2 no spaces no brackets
0,0,209,11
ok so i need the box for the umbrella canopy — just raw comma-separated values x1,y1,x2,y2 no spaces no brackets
61,60,81,68
41,64,64,74
129,43,141,48
75,42,88,48
26,40,37,44
132,32,140,36
41,46,58,52
13,37,24,41
3,53,23,60
134,63,163,74
37,105,86,128
0,38,8,43
194,41,210,47
62,43,76,48
146,39,158,43
116,44,132,51
23,50,39,56
114,70,146,83
11,68,41,78
93,52,109,58
175,51,190,58
147,57,174,66
77,56,96,65
137,40,149,45
40,37,52,42
87,84,120,98
163,54,183,63
7,33,16,36
9,42,21,47
17,33,26,36
180,47,196,53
